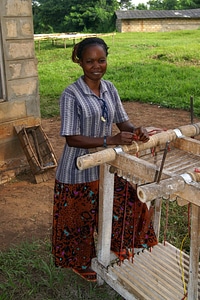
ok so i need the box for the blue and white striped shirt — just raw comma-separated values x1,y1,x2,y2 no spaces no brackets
56,76,129,184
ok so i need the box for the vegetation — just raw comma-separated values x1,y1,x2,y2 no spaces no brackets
35,30,200,118
32,0,200,34
0,240,123,300
148,0,200,10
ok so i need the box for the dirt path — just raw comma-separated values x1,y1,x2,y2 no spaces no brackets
1,102,199,251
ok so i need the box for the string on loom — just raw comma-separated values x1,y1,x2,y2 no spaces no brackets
131,187,137,263
180,202,191,300
119,180,129,265
162,198,191,299
180,232,189,300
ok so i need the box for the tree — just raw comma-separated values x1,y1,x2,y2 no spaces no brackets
64,0,118,33
163,0,178,9
119,0,135,9
179,0,200,9
147,0,200,9
32,0,71,33
32,0,119,33
136,3,148,9
147,0,164,9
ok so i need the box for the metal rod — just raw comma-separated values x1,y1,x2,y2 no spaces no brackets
190,95,194,124
156,141,170,183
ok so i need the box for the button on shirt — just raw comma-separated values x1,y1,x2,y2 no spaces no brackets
56,76,129,184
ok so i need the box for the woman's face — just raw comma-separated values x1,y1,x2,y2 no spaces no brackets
79,45,107,82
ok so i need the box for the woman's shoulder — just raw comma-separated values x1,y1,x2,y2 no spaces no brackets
101,79,118,94
101,78,114,86
64,77,81,89
62,77,83,95
101,78,116,90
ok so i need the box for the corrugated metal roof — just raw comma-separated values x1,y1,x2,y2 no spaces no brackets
115,8,200,20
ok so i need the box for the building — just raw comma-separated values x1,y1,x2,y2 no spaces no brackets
115,8,200,32
0,0,40,183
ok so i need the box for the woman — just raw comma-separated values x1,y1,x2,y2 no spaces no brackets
52,37,157,282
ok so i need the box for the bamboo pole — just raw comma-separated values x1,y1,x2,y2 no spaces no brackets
137,172,200,203
77,123,200,171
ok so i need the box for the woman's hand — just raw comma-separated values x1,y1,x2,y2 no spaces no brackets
116,121,149,144
107,127,149,146
133,127,150,143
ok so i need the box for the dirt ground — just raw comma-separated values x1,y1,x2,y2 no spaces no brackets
1,102,200,251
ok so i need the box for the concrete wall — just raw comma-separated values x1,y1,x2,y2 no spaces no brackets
0,0,40,183
116,18,200,32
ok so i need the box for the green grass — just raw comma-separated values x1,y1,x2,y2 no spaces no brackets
0,239,123,300
35,30,200,117
159,200,190,253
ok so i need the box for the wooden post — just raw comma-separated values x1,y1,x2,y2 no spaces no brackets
95,163,114,285
153,198,162,240
187,204,200,299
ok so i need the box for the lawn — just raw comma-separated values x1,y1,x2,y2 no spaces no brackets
35,30,200,117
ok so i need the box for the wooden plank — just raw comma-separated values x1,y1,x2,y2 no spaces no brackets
93,242,200,300
162,242,200,271
110,152,169,183
97,164,114,268
91,258,139,300
135,250,184,288
122,259,184,299
110,264,155,300
153,198,162,240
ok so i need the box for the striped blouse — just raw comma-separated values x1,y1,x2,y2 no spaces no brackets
55,76,129,184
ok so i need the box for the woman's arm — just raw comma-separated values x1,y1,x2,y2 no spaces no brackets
66,133,134,148
66,120,149,148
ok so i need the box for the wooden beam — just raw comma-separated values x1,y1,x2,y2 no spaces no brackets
173,136,200,155
187,204,200,299
137,175,200,205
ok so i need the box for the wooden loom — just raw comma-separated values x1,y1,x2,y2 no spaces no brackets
77,123,200,300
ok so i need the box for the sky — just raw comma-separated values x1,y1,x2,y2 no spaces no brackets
132,0,148,6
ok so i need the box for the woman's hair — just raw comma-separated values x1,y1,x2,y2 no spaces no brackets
72,37,109,63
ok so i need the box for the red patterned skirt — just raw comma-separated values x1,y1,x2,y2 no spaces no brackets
52,176,157,270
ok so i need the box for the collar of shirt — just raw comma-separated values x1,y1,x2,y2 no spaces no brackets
78,76,108,97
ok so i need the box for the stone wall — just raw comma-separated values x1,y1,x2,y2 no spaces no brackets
0,0,40,183
116,18,200,32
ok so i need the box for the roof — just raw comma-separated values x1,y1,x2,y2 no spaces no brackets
115,8,200,20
